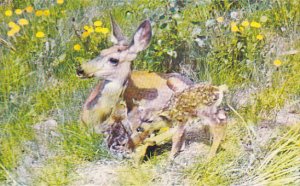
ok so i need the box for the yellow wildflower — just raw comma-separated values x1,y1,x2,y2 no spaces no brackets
73,44,81,51
95,27,109,34
43,10,50,16
18,19,29,26
273,59,282,67
241,20,249,27
7,30,15,37
256,34,264,40
231,22,239,32
25,6,34,13
83,25,90,31
100,28,109,34
11,25,20,34
35,10,43,17
239,26,244,32
94,20,103,27
82,31,90,38
5,10,13,17
8,21,18,28
95,27,102,33
250,21,261,28
57,0,64,4
36,31,45,38
87,27,94,33
15,9,23,15
216,17,224,23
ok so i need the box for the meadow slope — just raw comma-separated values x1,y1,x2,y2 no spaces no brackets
0,0,299,185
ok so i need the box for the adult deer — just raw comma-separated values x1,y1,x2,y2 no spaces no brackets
77,16,228,162
77,16,192,131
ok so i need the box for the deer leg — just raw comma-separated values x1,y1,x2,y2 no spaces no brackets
132,128,176,164
143,127,176,145
208,122,227,159
131,120,168,147
169,125,186,160
203,125,211,140
132,141,154,165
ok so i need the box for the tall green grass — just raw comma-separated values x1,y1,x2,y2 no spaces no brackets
240,126,300,185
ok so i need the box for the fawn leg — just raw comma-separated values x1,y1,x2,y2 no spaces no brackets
169,125,186,160
208,122,227,159
132,142,153,165
132,129,175,164
131,121,168,146
144,127,175,145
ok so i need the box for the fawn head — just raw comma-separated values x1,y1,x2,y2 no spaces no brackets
77,16,152,83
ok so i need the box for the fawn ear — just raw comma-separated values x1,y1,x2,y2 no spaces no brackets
110,14,126,45
129,20,152,53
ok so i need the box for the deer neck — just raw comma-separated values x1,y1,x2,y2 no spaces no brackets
84,57,132,109
85,78,128,109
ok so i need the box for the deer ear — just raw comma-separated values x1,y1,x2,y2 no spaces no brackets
110,14,126,45
129,20,152,53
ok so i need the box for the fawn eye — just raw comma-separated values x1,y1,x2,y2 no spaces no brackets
142,118,153,123
136,127,144,133
109,58,119,65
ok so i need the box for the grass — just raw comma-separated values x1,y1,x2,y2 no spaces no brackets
0,0,299,185
237,125,300,185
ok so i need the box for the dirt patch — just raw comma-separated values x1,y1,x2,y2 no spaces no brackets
13,119,60,185
276,101,300,125
74,159,124,186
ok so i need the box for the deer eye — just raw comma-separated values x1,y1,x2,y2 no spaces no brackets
109,58,119,65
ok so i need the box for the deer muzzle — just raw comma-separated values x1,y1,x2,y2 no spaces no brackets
76,66,94,78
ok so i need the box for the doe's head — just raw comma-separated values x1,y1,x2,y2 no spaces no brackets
76,16,152,82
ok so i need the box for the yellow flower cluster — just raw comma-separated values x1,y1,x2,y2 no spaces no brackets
4,6,36,37
5,6,34,18
7,22,20,37
230,19,264,34
250,21,261,28
7,19,30,37
81,20,109,38
95,27,109,34
35,10,50,17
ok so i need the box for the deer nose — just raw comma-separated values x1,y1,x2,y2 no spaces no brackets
76,67,85,77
